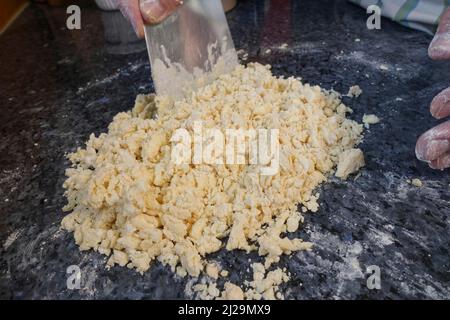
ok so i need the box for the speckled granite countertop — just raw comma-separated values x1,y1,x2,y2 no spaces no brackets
0,0,449,299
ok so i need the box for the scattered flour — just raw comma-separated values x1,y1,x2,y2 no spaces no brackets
3,229,22,250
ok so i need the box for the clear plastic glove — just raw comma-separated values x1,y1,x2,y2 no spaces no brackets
117,0,183,38
416,9,450,170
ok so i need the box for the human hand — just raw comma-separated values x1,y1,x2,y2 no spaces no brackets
415,9,450,170
117,0,183,38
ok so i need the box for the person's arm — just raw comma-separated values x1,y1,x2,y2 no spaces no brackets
118,0,182,38
416,9,450,170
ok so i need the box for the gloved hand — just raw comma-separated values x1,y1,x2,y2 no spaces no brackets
416,8,450,170
117,0,183,38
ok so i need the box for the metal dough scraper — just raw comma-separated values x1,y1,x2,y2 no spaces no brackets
143,0,238,101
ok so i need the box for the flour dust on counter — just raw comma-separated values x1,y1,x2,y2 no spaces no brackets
60,63,367,300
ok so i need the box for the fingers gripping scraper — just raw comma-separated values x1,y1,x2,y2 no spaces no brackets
143,0,239,101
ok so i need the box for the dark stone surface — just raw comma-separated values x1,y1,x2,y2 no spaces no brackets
0,0,449,299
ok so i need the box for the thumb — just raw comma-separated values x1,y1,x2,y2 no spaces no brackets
139,0,183,25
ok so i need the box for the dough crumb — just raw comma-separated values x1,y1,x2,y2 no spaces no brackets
192,281,221,300
189,278,244,300
410,178,423,187
347,85,362,98
335,148,365,180
236,49,248,61
220,282,244,300
362,114,380,128
220,270,229,277
205,262,221,280
244,263,290,300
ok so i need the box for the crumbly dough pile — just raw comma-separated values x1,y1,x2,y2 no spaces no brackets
61,63,364,298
